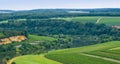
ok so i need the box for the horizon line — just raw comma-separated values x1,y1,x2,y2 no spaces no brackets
0,8,120,11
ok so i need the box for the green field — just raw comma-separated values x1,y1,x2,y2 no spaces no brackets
98,17,120,26
45,41,120,64
12,55,61,64
52,17,120,26
86,47,120,60
26,35,56,42
12,41,120,64
0,19,26,24
0,20,8,23
0,33,5,38
46,53,119,64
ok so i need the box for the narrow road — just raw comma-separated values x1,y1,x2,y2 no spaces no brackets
7,58,17,64
81,53,120,63
96,17,102,23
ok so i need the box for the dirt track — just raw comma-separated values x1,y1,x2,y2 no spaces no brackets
81,53,120,63
7,58,17,64
96,17,102,23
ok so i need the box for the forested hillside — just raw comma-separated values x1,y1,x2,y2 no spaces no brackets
0,19,120,64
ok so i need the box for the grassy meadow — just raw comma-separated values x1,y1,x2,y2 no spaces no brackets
26,35,56,42
13,55,61,64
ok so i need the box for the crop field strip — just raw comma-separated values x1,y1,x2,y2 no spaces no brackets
81,53,120,63
27,34,56,42
97,17,120,26
45,41,120,64
86,47,120,60
46,53,120,64
52,16,120,26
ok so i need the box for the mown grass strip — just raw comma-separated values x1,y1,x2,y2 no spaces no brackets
12,54,62,64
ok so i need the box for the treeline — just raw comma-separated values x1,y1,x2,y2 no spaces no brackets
0,19,120,37
1,13,120,21
0,30,28,38
1,8,120,21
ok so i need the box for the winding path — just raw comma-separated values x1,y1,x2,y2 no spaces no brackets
96,17,102,23
81,53,120,63
7,58,17,64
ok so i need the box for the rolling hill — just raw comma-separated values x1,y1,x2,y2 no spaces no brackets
1,9,120,64
11,41,120,64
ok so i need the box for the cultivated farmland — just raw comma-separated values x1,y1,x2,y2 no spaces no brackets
98,17,120,26
52,17,99,23
53,17,120,26
45,41,120,64
12,41,120,64
10,55,61,64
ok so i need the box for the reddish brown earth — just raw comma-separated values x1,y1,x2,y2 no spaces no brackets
0,35,27,45
113,26,120,29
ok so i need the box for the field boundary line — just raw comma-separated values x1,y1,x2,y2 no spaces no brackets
96,17,102,23
7,57,17,64
81,53,120,63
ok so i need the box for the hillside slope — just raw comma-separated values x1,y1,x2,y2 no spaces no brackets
12,41,120,64
45,41,120,64
8,55,61,64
